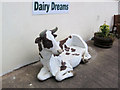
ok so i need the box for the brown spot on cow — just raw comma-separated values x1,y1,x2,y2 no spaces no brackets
64,45,70,51
71,48,76,52
60,61,67,71
59,38,68,49
72,53,80,56
61,61,66,66
66,53,70,55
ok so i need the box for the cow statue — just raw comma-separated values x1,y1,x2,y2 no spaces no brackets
35,27,91,81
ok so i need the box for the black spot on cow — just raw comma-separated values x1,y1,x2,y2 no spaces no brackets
41,33,53,49
72,53,80,56
35,37,42,52
38,43,42,52
35,37,41,43
39,53,43,59
71,48,76,52
64,45,70,51
66,53,70,55
64,44,67,48
35,30,54,51
60,61,67,71
69,35,72,38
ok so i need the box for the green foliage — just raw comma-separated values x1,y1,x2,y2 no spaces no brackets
99,23,110,37
95,22,115,40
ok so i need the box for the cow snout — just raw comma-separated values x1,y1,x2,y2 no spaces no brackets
57,49,63,54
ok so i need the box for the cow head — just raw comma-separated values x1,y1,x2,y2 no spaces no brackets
35,27,63,55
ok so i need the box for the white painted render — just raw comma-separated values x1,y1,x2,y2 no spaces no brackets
118,1,120,14
0,2,2,89
1,1,118,76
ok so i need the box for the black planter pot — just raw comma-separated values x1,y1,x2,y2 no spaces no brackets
94,33,114,48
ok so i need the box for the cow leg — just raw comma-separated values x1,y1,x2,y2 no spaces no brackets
81,52,91,64
81,53,88,64
72,35,91,63
55,68,74,81
37,66,52,81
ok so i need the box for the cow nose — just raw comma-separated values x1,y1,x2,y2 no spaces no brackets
57,49,63,54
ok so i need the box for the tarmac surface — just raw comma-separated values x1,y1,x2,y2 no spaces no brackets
2,39,119,88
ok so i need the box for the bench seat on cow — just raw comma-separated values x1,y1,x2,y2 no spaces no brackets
50,34,91,77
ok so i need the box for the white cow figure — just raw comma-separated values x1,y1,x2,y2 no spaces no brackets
35,27,91,81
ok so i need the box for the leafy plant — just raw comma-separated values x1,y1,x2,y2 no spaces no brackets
95,21,115,40
99,23,110,37
94,21,115,48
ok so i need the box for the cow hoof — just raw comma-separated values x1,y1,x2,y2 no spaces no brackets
80,59,89,64
37,75,47,81
68,71,76,76
37,77,44,81
55,71,74,81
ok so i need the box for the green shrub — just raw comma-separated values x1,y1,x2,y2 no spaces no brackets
95,22,115,40
99,23,110,37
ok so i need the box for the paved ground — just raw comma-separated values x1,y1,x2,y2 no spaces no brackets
2,39,119,88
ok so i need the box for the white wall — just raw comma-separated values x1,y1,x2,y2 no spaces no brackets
118,1,120,14
0,1,2,89
2,2,118,75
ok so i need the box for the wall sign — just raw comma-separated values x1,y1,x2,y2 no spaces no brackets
33,0,69,15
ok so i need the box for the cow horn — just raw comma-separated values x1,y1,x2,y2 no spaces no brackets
40,30,47,37
51,27,58,33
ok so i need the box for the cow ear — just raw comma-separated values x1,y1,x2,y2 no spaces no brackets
35,37,41,44
53,34,57,38
38,43,42,51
